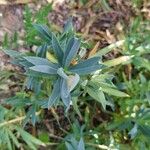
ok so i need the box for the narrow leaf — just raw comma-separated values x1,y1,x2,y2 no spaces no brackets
29,65,58,74
48,78,61,108
69,57,103,75
52,34,64,64
24,56,59,68
103,56,133,67
92,40,125,57
63,17,73,33
16,127,45,146
67,74,80,92
8,130,20,148
101,87,129,97
33,24,52,43
36,44,47,58
77,138,85,150
3,49,23,58
63,37,80,67
87,87,108,110
61,78,71,109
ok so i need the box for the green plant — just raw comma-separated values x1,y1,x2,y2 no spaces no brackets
124,17,150,71
4,19,129,111
106,72,150,149
2,19,131,149
2,32,18,49
0,105,45,150
24,4,52,46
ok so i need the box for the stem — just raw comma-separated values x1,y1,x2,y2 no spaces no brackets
47,142,59,146
92,40,125,57
86,143,109,150
0,111,41,128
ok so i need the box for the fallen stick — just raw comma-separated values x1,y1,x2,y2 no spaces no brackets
0,111,41,128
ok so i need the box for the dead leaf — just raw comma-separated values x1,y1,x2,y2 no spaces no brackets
88,41,100,58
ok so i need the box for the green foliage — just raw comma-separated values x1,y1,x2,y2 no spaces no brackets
124,17,150,71
24,4,52,46
0,106,45,150
2,18,130,149
2,32,18,49
4,19,128,113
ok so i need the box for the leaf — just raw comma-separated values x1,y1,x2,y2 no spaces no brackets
17,58,33,68
69,57,103,75
87,87,109,110
133,57,150,71
29,65,58,74
101,87,129,97
103,56,133,67
63,17,73,33
72,98,82,119
23,106,36,126
63,37,80,67
139,125,150,137
5,131,12,150
8,130,20,148
92,40,125,57
48,78,61,108
52,33,64,64
67,74,80,92
24,56,59,68
65,141,76,150
5,97,31,107
65,136,78,150
16,127,45,148
33,24,52,43
36,44,47,58
61,78,71,109
3,49,23,58
77,138,85,150
128,124,138,139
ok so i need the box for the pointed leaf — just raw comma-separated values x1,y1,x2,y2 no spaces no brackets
101,87,129,97
36,44,47,58
61,78,71,108
29,65,58,74
139,125,150,137
52,34,64,64
8,130,20,148
3,49,23,58
16,127,45,147
128,124,138,139
92,40,125,57
63,17,73,33
63,37,80,67
77,138,85,150
33,24,52,43
87,87,109,110
24,56,59,68
67,74,80,92
48,78,61,108
69,57,102,75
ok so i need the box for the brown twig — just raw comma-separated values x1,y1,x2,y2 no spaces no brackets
0,111,41,128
